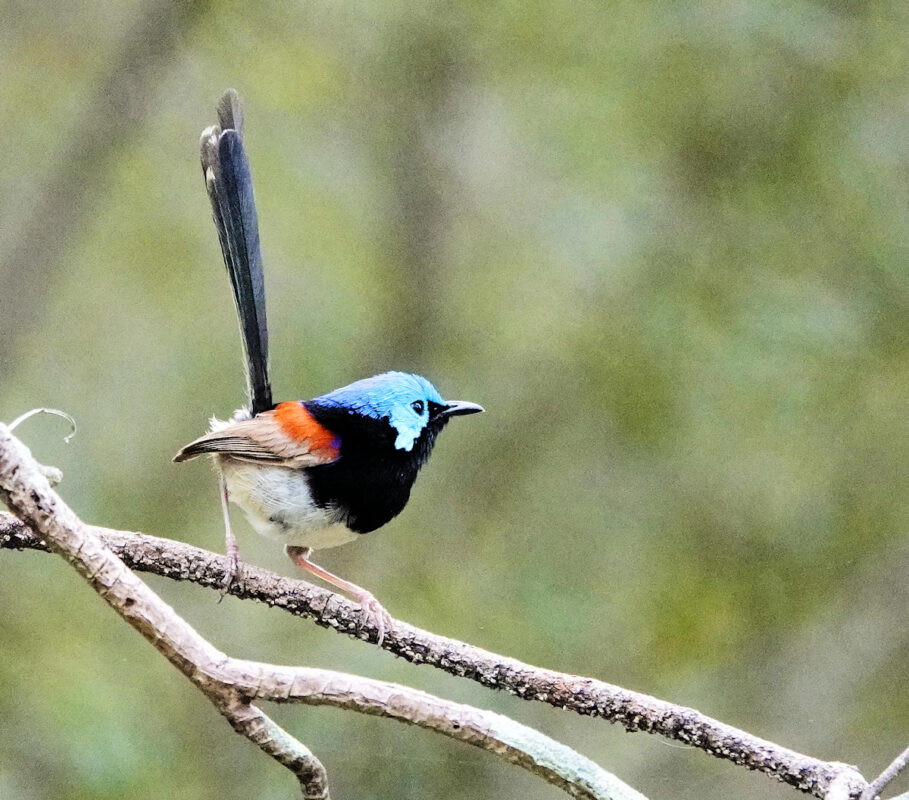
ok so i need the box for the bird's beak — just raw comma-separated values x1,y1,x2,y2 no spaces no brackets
440,400,484,418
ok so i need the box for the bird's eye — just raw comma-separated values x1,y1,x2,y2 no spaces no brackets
410,400,425,415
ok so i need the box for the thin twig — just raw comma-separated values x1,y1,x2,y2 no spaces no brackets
9,408,77,443
0,424,646,800
218,698,329,800
862,744,909,800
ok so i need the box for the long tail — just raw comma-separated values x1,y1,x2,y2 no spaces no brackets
200,89,273,415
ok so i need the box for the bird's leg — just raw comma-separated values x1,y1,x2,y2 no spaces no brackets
219,474,240,597
285,545,392,646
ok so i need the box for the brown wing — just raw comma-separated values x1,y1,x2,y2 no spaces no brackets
173,403,340,468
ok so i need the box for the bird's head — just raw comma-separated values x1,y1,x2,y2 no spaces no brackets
305,371,483,453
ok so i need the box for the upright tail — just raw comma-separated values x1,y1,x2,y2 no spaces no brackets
200,89,273,416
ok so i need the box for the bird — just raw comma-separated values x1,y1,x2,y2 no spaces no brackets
174,90,483,644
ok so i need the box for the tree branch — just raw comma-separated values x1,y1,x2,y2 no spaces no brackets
0,423,645,800
0,509,871,798
217,699,329,799
862,744,909,800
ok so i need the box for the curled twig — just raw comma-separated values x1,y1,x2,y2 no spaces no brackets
9,407,77,443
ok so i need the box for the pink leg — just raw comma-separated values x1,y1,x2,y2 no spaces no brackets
286,545,391,645
219,475,240,597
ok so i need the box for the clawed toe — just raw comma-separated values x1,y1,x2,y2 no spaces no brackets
356,592,393,646
219,551,240,600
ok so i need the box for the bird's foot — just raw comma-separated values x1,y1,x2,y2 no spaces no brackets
219,547,240,600
351,589,393,647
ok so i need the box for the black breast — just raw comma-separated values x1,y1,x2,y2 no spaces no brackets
303,402,445,534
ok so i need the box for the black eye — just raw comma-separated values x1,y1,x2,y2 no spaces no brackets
411,400,425,415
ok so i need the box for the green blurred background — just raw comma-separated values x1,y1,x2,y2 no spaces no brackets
1,2,907,798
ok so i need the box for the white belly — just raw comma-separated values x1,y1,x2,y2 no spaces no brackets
217,456,357,550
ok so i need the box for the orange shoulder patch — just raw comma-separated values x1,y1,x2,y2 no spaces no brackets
273,402,341,461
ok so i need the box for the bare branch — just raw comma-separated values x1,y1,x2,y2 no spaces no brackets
218,698,329,800
245,666,647,800
0,502,870,798
862,744,909,800
0,424,645,800
217,698,329,800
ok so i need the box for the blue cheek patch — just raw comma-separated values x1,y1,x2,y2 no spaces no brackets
312,371,444,452
388,406,424,451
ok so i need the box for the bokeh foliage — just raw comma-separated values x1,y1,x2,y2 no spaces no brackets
1,2,907,799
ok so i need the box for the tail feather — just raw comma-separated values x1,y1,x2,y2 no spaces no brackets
201,89,273,415
216,87,244,134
